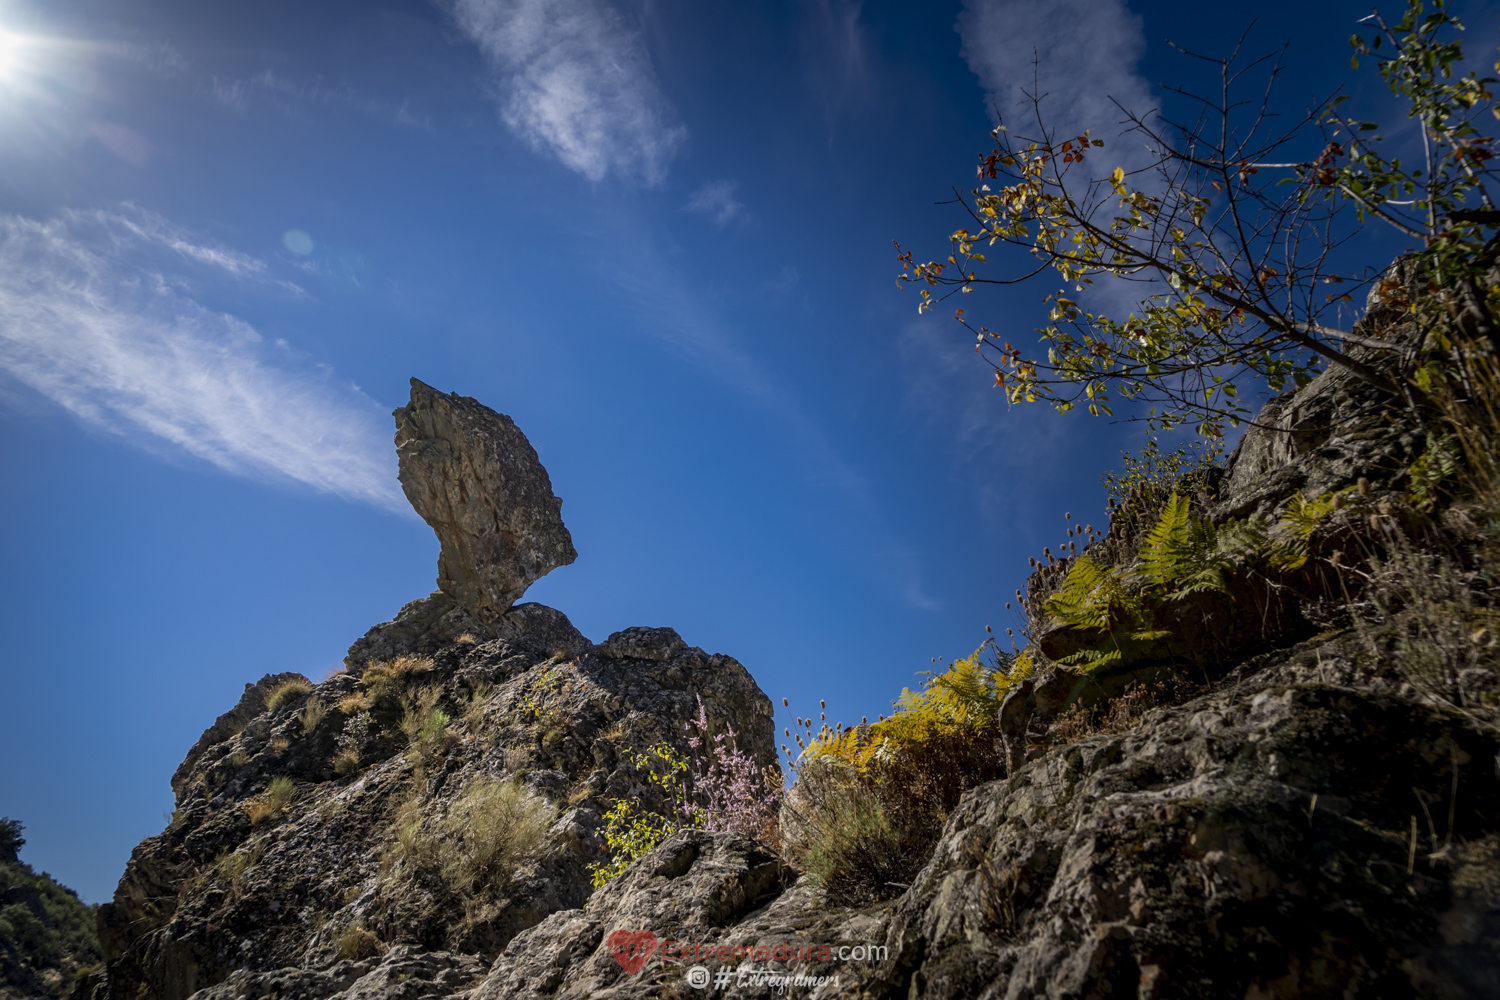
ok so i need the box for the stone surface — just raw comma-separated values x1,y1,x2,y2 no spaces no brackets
474,829,886,1000
868,628,1500,999
394,378,576,624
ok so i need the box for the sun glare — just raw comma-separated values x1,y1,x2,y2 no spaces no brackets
0,32,18,81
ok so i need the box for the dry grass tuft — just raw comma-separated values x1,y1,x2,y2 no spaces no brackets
265,677,313,714
332,748,361,777
337,690,373,716
245,776,297,825
336,924,384,960
299,696,327,734
462,683,494,734
390,778,555,897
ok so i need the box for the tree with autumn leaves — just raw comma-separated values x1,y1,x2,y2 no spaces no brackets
899,0,1500,438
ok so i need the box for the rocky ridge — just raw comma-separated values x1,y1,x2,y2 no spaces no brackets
93,318,1500,1000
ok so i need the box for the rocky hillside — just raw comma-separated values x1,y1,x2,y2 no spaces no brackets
0,819,101,1000
91,306,1500,1000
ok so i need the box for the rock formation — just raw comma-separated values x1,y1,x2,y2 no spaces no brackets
91,337,1500,999
394,378,576,624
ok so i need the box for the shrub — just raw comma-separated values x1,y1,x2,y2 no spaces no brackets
589,744,692,888
1100,438,1224,537
782,648,1013,902
332,712,374,777
264,677,312,714
392,778,555,897
784,762,927,906
336,924,384,960
245,776,296,825
682,696,782,843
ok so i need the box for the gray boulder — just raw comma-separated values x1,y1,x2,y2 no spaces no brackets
394,378,577,624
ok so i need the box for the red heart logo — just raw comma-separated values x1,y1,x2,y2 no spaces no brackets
607,929,659,975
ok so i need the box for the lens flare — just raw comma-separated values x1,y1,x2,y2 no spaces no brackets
283,230,314,255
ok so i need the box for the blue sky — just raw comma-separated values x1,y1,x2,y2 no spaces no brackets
0,0,1491,903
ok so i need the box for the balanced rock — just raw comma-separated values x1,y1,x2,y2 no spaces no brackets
394,378,577,623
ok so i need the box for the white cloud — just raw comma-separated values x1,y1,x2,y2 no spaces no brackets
958,0,1154,149
958,0,1161,325
448,0,686,184
0,207,406,512
686,180,744,227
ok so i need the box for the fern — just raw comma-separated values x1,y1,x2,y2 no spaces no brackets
1267,488,1352,570
1045,557,1165,671
1136,492,1234,600
1046,557,1127,630
809,641,1021,773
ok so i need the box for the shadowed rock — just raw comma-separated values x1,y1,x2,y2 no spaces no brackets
394,378,577,624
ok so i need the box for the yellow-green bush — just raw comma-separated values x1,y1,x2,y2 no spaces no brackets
336,924,384,960
784,646,1015,902
589,744,692,888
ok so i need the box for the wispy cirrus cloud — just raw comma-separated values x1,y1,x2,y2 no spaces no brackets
686,180,745,227
800,0,869,126
0,207,406,512
448,0,686,184
210,68,433,130
958,0,1154,146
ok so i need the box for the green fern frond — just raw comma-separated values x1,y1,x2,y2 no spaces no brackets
1045,557,1120,629
1138,493,1197,589
1057,645,1123,670
1269,488,1353,570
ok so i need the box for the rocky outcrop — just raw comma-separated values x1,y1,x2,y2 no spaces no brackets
97,602,775,1000
96,380,776,1000
394,378,576,624
871,628,1500,998
96,346,1500,999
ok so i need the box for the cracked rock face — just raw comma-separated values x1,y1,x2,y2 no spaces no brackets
394,378,577,624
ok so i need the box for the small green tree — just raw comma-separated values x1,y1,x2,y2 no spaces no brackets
0,818,23,863
897,0,1498,437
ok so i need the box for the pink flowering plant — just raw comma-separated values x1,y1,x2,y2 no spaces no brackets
683,695,783,846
